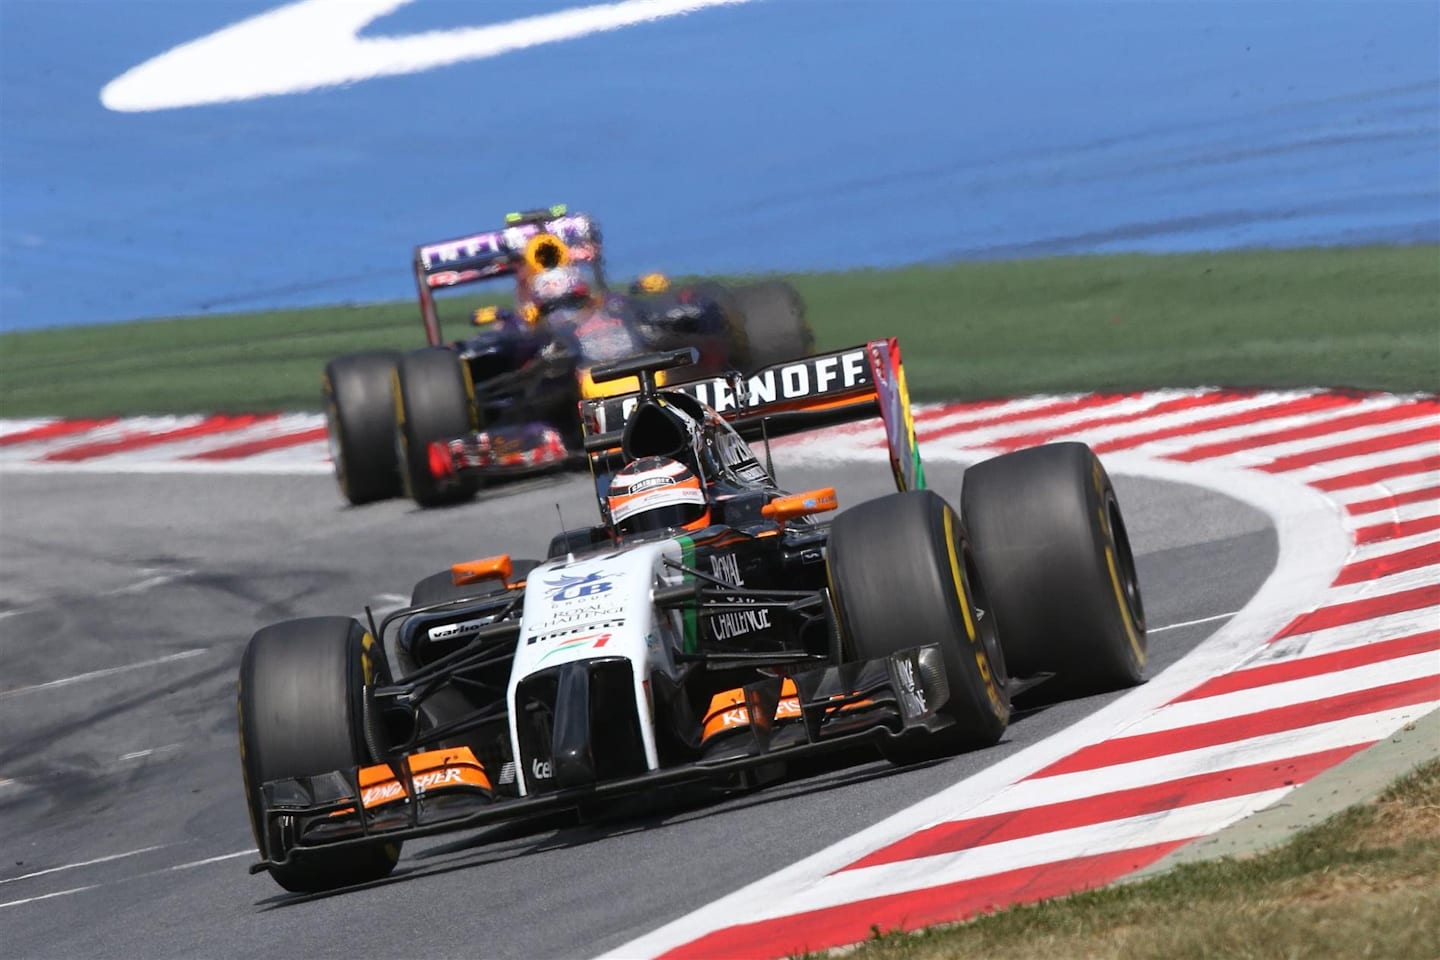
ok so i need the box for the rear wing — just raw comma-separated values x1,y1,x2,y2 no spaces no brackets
413,208,603,345
581,339,925,492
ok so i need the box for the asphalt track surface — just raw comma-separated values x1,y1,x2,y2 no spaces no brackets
0,458,1275,959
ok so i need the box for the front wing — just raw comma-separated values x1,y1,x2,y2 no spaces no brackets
248,644,952,877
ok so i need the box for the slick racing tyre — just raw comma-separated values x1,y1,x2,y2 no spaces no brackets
733,280,814,370
409,559,541,606
393,348,477,508
961,442,1146,700
827,489,1009,763
237,617,400,893
323,351,402,505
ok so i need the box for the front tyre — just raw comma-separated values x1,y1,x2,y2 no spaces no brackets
237,617,400,893
961,442,1146,700
827,489,1009,763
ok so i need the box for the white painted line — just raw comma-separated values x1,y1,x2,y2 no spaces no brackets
911,393,1096,435
108,573,184,596
0,458,334,475
602,445,1356,959
0,847,255,913
1330,469,1440,506
1265,606,1440,662
116,414,324,462
102,0,756,112
1118,397,1405,459
756,790,1294,927
1128,653,1440,736
964,704,1432,820
0,649,207,699
1347,528,1440,564
0,845,170,886
599,790,1292,957
917,393,1208,451
1347,499,1438,528
0,418,60,439
118,744,181,763
169,850,256,871
1301,564,1437,604
0,569,192,622
1285,441,1440,485
1149,611,1238,634
1048,392,1313,449
602,702,1440,958
1234,410,1436,464
0,885,100,910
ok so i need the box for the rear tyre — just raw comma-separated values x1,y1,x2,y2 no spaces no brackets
733,280,814,370
393,348,477,508
827,490,1009,763
237,617,400,893
323,352,401,505
961,442,1146,700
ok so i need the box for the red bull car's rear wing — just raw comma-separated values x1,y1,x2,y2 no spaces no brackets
413,207,602,345
581,339,925,492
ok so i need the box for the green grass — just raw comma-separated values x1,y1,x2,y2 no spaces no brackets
809,758,1440,960
1,245,1436,417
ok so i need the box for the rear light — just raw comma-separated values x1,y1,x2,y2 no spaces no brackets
428,441,455,480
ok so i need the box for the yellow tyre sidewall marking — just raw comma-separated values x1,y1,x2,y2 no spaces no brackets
942,506,1005,718
1093,456,1145,667
1105,544,1146,667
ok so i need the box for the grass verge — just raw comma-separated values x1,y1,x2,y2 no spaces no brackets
820,757,1440,960
1,245,1436,417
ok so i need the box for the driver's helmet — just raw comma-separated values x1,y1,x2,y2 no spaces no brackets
607,456,711,537
528,266,593,319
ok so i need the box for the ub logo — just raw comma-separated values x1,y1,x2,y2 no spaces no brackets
545,572,614,602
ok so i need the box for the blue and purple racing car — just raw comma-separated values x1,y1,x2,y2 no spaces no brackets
322,205,814,507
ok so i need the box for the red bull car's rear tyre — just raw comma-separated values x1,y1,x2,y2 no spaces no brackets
960,442,1147,700
394,348,477,508
324,351,401,505
237,617,400,893
733,280,814,369
827,489,1010,763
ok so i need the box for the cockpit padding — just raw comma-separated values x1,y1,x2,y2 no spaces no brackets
621,398,694,462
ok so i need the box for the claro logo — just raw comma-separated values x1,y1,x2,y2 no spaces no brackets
101,0,753,112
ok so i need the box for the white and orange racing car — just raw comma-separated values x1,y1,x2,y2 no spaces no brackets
240,344,1146,893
